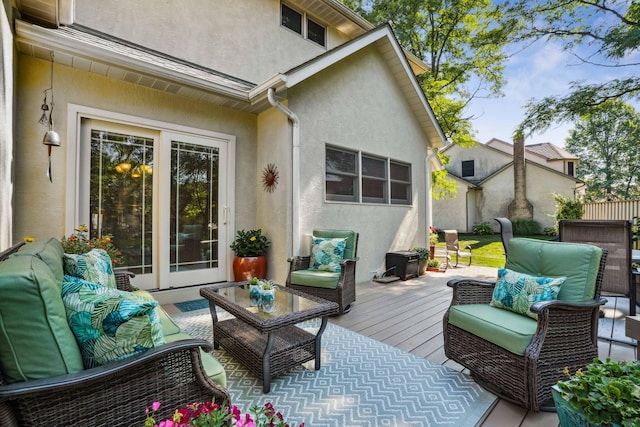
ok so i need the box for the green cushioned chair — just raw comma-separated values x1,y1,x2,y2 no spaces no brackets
443,238,608,412
286,229,358,315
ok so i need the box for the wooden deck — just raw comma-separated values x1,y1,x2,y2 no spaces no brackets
329,266,638,427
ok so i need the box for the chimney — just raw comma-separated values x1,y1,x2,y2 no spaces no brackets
508,135,533,220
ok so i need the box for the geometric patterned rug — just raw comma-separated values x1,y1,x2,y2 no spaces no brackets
173,309,497,427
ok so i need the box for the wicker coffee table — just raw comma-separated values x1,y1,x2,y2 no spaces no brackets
200,282,339,393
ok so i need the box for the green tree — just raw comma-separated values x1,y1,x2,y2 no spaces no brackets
511,0,640,134
565,100,640,201
340,0,520,146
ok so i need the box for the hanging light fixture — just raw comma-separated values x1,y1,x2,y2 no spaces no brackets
42,51,60,182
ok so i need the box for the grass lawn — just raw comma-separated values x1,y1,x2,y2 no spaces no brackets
435,234,551,268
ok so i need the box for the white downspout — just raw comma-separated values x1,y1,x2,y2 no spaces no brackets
425,148,438,244
267,88,301,256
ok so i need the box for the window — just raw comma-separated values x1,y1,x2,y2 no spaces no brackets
461,160,475,177
326,146,412,205
281,3,302,35
281,3,326,47
567,161,575,176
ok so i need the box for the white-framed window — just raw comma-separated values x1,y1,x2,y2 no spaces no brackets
281,2,326,47
326,146,412,205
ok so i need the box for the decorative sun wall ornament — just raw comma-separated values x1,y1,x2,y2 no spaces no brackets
262,163,279,193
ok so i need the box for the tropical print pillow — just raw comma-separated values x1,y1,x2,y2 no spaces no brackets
309,237,347,272
490,268,565,319
61,275,165,368
63,249,116,289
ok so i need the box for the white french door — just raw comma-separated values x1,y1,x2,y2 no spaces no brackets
78,118,230,290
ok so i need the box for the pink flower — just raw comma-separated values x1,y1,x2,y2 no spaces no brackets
236,413,256,427
152,402,162,412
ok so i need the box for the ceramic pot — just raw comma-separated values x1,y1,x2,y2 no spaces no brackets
429,246,435,259
260,288,275,313
249,284,262,306
232,256,267,281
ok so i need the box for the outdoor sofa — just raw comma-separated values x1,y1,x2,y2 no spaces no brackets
0,238,228,426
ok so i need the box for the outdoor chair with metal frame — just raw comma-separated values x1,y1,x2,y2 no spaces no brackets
559,219,638,316
444,230,472,267
494,217,513,256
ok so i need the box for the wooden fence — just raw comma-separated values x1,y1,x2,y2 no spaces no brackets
583,200,640,221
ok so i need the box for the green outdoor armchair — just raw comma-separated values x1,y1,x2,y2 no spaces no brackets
443,238,608,411
286,229,359,315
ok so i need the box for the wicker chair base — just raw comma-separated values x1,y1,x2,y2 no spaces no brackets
287,283,354,315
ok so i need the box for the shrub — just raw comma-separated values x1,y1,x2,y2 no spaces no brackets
472,222,493,235
512,219,541,235
411,247,430,260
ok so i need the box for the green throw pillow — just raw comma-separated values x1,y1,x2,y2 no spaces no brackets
490,268,565,319
63,249,116,289
309,236,346,272
61,275,165,368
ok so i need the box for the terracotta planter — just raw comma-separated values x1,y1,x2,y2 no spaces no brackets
426,267,440,272
429,246,435,259
232,256,267,281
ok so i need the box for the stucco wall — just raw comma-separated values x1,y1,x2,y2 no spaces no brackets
74,0,351,84
444,143,511,182
285,45,430,282
15,55,257,245
432,178,469,231
0,2,13,249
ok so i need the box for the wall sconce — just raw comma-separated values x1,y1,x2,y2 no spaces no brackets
42,51,60,183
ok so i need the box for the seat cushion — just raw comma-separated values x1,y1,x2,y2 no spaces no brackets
164,332,227,387
0,256,84,383
289,269,340,289
490,268,565,319
448,304,538,355
506,238,602,303
63,249,116,289
61,276,165,368
13,237,65,283
309,237,346,272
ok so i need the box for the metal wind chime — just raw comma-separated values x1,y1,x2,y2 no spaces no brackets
40,51,60,183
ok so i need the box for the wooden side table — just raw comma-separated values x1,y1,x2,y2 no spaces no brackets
625,315,640,360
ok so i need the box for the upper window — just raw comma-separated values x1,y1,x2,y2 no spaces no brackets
461,160,475,177
281,3,326,47
567,161,575,176
326,146,412,205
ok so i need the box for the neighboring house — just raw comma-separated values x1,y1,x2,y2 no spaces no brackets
432,138,583,232
0,0,447,298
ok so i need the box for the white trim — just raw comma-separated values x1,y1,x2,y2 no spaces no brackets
65,104,237,286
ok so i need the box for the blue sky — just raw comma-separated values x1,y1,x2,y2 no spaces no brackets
466,20,639,147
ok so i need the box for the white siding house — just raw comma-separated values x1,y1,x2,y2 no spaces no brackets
1,0,447,299
433,139,583,233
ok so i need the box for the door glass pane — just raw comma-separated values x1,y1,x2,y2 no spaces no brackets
90,130,154,274
170,141,219,272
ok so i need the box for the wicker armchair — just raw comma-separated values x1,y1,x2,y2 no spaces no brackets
559,219,638,316
286,229,358,315
443,238,607,411
0,245,229,426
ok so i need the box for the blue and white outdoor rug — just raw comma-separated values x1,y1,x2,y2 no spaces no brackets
173,308,497,427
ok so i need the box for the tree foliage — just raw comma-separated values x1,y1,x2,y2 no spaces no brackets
340,0,520,146
565,99,640,201
511,0,640,135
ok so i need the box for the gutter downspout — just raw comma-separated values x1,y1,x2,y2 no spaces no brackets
267,88,301,256
425,147,438,244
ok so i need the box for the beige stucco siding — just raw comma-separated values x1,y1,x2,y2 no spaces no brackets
445,143,511,181
74,0,351,84
284,44,430,282
432,178,470,232
14,55,257,243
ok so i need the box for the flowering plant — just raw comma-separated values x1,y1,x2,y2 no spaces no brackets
61,225,124,266
230,229,270,257
144,401,304,427
429,226,439,246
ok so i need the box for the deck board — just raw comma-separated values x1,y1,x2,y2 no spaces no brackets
328,266,638,426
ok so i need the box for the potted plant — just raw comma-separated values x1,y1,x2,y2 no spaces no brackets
411,247,430,275
230,229,270,281
552,358,640,427
61,225,124,266
426,258,440,272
